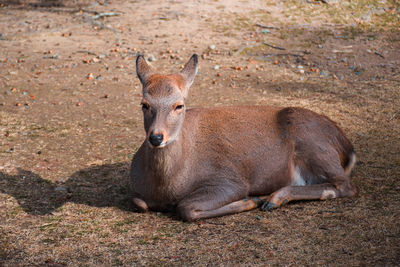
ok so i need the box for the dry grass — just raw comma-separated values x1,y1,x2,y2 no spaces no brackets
0,0,399,266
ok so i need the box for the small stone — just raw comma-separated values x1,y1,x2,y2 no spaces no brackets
87,73,94,80
318,45,323,49
147,55,157,62
209,44,216,50
359,13,372,22
213,65,220,70
299,69,305,74
374,7,386,15
55,186,68,192
43,54,59,59
320,71,328,76
322,0,340,3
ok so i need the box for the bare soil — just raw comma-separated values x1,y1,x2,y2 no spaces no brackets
1,0,399,266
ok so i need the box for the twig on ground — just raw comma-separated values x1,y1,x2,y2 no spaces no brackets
263,53,304,57
332,49,353,53
263,42,286,50
7,5,100,14
76,50,97,56
92,12,121,20
255,23,280,30
374,51,385,59
83,13,121,44
233,45,257,56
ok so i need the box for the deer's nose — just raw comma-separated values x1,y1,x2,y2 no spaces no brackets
149,133,164,147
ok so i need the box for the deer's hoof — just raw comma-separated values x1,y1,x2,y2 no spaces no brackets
260,201,278,211
133,197,149,212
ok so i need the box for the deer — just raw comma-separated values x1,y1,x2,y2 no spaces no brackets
130,54,358,221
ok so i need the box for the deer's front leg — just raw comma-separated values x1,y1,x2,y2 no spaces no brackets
180,197,268,221
176,179,256,221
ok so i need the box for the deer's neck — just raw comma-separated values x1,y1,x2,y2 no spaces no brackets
145,134,184,182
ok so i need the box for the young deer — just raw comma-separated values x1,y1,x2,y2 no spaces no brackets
130,54,358,221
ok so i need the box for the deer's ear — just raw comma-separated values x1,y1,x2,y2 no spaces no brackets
180,54,198,90
136,55,153,85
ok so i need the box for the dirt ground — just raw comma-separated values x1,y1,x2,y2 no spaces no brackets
0,0,399,266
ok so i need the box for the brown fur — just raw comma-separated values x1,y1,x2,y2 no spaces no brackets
144,74,187,97
130,54,358,221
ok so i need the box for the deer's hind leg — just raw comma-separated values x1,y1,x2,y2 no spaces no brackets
260,182,357,211
260,153,358,211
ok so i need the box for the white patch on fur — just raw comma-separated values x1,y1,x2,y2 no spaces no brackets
291,166,306,186
344,152,356,176
321,189,337,199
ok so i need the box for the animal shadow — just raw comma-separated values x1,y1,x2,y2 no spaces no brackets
0,0,90,8
0,163,134,215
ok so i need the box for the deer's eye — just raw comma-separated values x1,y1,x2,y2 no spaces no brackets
141,103,150,110
175,104,184,111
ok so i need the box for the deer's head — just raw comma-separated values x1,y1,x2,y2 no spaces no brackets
136,54,198,148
